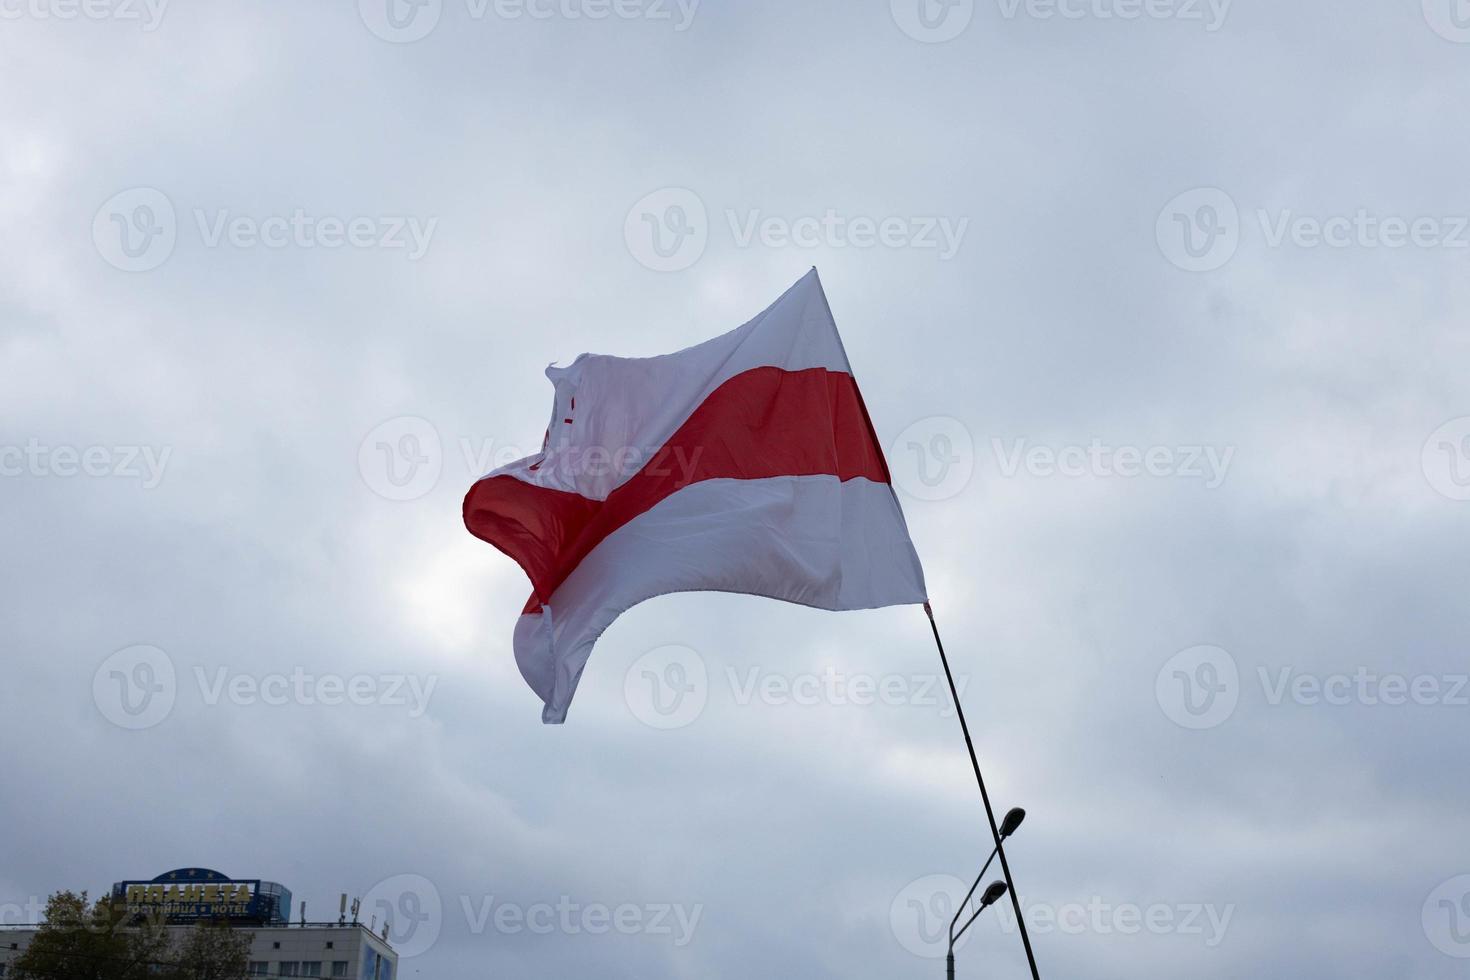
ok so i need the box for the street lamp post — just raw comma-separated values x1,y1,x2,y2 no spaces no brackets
946,807,1026,978
947,881,1008,980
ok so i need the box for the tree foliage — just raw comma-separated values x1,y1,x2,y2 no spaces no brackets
170,923,253,980
11,892,251,980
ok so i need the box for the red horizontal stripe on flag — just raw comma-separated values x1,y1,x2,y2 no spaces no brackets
463,366,891,609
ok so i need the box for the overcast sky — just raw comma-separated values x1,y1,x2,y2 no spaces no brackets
3,1,1469,977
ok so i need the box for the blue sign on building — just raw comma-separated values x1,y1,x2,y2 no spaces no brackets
110,868,292,925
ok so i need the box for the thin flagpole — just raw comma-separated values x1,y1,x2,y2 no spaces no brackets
925,602,1042,980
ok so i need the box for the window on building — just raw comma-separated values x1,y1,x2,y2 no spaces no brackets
278,962,301,977
330,962,348,977
361,950,392,980
247,963,268,977
300,963,322,977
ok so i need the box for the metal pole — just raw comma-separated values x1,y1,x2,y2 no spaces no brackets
950,845,1002,946
925,603,1042,980
947,949,956,980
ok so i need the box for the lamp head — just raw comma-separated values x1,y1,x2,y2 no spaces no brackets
1000,807,1026,838
980,881,1008,909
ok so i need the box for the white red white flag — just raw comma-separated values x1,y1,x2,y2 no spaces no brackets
464,270,928,722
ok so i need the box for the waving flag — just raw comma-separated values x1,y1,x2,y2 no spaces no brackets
464,270,928,722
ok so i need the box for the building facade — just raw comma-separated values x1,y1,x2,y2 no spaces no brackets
0,869,397,980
